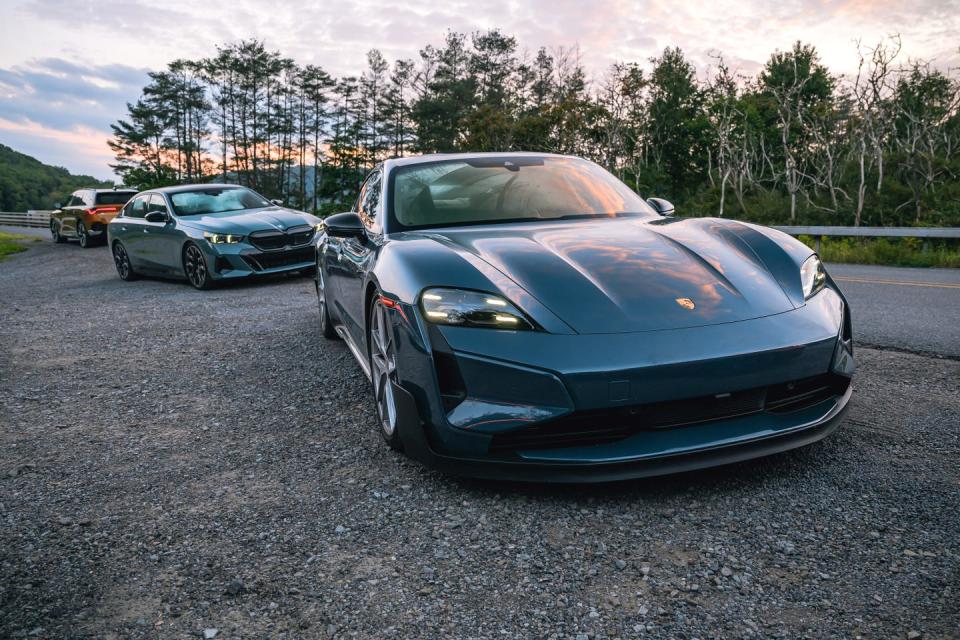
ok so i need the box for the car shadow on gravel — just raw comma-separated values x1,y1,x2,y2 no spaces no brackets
446,434,842,501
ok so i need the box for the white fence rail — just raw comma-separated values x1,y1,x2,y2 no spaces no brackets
0,211,52,228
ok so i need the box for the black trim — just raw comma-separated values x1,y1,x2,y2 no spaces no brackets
393,381,852,484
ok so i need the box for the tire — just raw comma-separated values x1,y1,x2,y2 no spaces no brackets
315,258,338,339
368,293,403,451
77,220,92,248
183,243,215,290
112,241,138,281
51,220,66,244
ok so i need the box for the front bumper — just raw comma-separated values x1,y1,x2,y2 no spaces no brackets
204,242,315,280
386,285,854,482
393,379,850,482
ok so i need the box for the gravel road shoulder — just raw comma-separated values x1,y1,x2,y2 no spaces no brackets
2,241,958,639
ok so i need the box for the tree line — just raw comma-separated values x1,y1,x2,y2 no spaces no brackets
109,32,960,226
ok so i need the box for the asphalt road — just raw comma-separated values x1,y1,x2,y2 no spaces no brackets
827,263,960,358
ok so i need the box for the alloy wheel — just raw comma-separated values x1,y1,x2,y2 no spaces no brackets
113,243,130,279
77,221,88,248
50,222,61,243
370,299,398,438
184,245,208,289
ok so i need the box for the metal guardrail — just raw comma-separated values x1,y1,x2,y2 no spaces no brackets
774,226,960,252
0,211,52,228
774,226,960,239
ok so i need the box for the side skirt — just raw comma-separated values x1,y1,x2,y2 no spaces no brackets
335,324,371,381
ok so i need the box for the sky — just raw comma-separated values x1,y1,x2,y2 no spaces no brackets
0,0,958,180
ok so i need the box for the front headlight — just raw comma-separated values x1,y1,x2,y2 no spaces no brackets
420,288,535,330
314,222,325,232
800,255,826,299
203,231,244,244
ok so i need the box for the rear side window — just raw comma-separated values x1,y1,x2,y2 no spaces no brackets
124,196,148,219
68,194,84,207
96,191,135,205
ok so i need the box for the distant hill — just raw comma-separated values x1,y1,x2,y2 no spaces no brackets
0,144,112,211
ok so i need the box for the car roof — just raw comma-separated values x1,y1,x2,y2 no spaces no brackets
92,188,137,193
383,151,573,170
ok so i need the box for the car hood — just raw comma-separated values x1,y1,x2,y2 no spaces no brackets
177,206,316,233
420,217,799,334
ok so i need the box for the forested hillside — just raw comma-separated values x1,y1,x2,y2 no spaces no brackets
0,145,111,211
109,33,960,226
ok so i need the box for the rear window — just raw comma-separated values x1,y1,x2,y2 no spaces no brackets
96,192,136,205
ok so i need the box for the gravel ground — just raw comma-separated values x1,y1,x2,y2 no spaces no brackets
1,240,958,640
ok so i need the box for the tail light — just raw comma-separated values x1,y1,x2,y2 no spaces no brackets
85,207,119,215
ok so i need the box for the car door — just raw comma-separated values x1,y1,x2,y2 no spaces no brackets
144,194,181,273
59,191,85,237
115,195,152,269
50,192,72,236
340,168,383,344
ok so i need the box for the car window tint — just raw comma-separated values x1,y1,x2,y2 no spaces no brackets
68,194,84,207
126,196,148,219
96,191,135,206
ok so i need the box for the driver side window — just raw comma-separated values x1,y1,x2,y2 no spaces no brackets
125,195,148,219
148,194,169,214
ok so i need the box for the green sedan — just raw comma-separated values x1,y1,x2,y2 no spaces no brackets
107,185,321,289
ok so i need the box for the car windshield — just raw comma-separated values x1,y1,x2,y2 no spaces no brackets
390,156,657,229
169,187,270,216
96,191,135,205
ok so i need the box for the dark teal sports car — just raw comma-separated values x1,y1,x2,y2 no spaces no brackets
107,185,321,289
316,153,855,482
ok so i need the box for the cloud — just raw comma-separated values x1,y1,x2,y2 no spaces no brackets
0,58,148,176
1,0,958,177
0,117,115,179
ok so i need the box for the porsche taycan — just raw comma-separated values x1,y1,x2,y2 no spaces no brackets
315,153,854,482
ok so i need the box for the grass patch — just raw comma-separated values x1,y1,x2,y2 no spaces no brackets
0,231,41,262
797,235,960,268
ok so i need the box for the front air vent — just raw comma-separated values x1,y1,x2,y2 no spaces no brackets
433,350,467,412
489,373,851,453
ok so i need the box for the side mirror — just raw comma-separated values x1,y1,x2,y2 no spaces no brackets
270,199,284,206
145,211,168,223
646,197,675,217
323,212,365,239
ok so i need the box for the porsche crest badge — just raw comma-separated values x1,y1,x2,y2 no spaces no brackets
675,297,696,310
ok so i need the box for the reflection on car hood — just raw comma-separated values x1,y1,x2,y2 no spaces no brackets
421,217,798,334
177,206,316,233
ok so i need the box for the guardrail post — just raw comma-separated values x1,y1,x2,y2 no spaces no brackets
816,235,822,254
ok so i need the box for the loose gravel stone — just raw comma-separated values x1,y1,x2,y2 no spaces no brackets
1,241,958,639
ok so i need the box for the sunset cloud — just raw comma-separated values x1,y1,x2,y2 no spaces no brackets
0,0,957,177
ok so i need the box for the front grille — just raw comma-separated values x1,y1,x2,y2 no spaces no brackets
488,373,850,453
241,246,314,271
248,225,314,251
